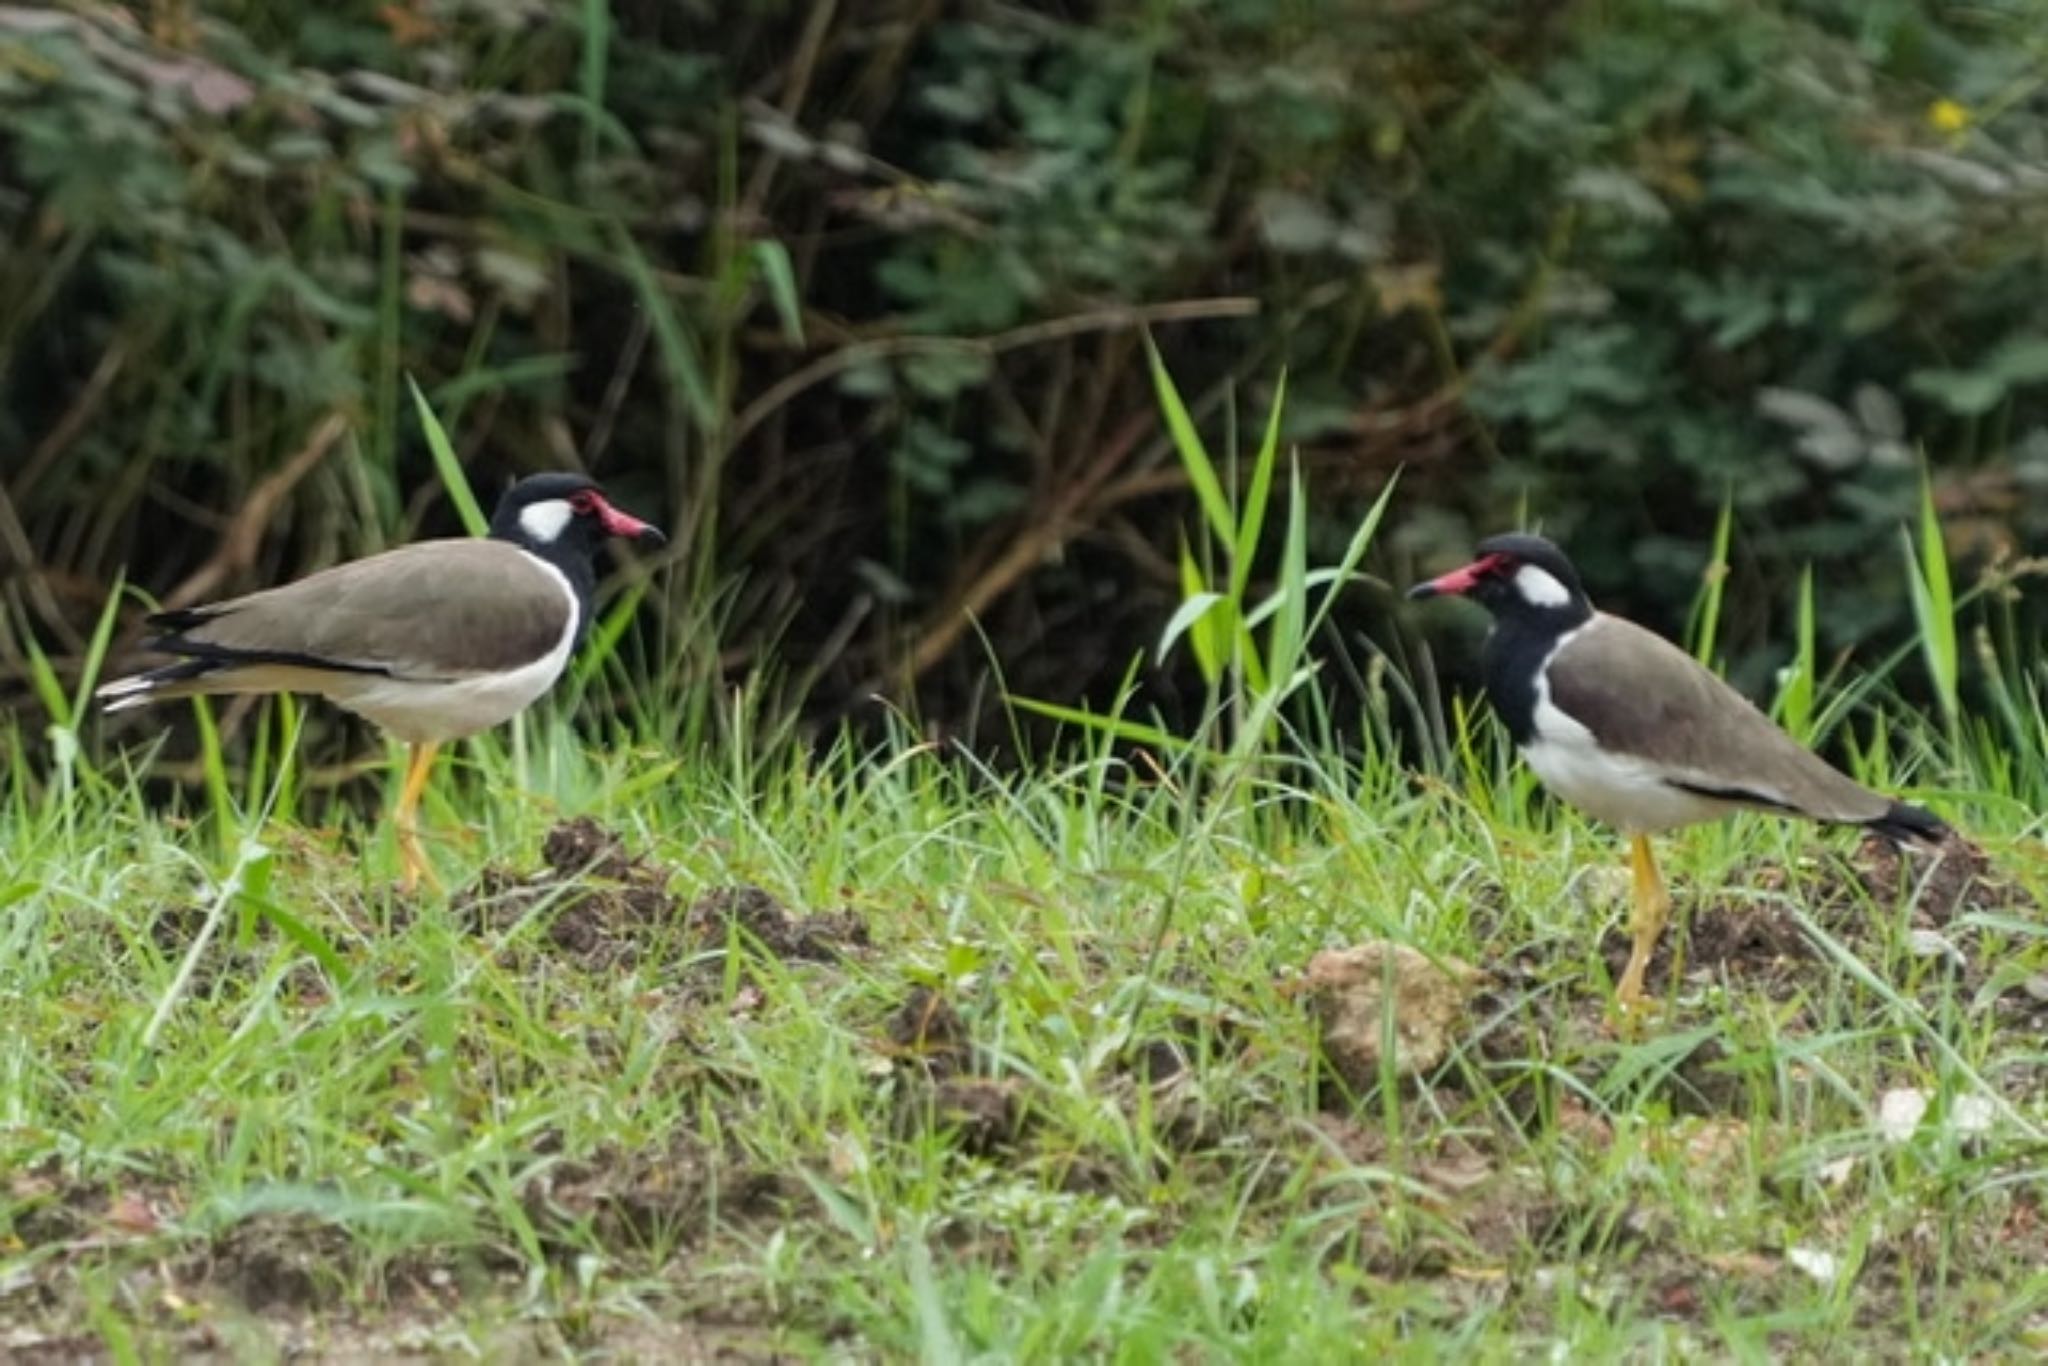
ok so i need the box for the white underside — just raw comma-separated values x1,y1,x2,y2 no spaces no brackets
327,639,576,744
1522,625,1737,835
1521,733,1736,834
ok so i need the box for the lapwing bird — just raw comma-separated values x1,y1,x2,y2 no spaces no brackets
1407,533,1945,1011
98,473,666,890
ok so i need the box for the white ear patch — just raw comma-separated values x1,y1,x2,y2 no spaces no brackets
1514,564,1572,608
518,498,575,544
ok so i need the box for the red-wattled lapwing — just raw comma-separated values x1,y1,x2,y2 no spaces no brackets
1407,533,1946,1011
97,473,666,890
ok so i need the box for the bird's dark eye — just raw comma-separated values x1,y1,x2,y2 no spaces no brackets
568,491,597,514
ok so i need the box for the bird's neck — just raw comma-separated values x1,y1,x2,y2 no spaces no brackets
1482,606,1593,746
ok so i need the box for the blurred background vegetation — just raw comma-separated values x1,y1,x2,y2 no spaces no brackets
4,0,2048,757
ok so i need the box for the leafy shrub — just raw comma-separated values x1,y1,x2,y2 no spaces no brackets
3,0,2045,744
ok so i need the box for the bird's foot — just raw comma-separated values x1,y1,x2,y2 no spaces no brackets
395,828,444,897
1605,985,1660,1039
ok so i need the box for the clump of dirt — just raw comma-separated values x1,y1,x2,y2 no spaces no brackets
882,985,972,1077
8,1162,185,1250
873,984,1034,1154
453,819,869,975
1452,830,2047,1124
925,1077,1027,1156
522,1132,793,1253
1592,830,2035,1009
455,870,673,974
1297,941,1485,1091
183,1212,357,1312
123,902,339,1007
1596,899,1817,1004
454,818,676,971
540,816,642,882
1850,830,2030,925
685,885,868,963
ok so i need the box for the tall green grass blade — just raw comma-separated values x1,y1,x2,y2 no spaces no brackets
1262,457,1310,697
1775,565,1816,742
409,376,489,537
751,239,806,346
1145,335,1233,545
192,698,235,857
1007,697,1200,757
1689,496,1734,667
68,573,125,727
1299,476,1399,649
22,632,68,729
1167,538,1225,684
1230,373,1286,605
1902,471,1959,732
567,577,652,697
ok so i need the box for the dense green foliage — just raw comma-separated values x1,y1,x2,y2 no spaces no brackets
5,0,2048,734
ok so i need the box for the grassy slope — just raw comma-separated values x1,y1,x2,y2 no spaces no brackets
4,677,2048,1361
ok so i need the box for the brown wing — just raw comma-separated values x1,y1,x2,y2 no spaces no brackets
151,539,573,679
1547,613,1890,824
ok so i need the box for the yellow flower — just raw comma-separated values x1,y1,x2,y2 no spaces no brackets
1929,98,1972,133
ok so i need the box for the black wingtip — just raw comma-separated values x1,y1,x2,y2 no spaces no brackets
1866,800,1949,847
142,607,216,634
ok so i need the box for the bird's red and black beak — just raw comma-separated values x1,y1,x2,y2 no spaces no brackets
590,495,668,548
1406,553,1505,601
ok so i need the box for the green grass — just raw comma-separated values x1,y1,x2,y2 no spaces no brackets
8,377,2048,1356
5,634,2048,1359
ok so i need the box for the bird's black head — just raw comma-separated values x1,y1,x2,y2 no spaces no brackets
1405,532,1592,625
488,473,668,561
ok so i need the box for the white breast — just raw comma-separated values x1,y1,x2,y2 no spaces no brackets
1520,626,1735,835
318,552,579,744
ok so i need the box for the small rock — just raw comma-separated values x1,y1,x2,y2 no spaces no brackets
1785,1245,1839,1286
1905,929,1964,965
1300,941,1483,1088
1951,1093,1998,1139
1876,1087,1929,1144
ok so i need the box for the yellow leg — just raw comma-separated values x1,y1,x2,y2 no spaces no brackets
1615,834,1671,1012
394,740,442,894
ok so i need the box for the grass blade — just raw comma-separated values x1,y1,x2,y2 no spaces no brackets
1901,470,1959,732
1688,495,1734,667
409,376,489,537
1145,334,1233,545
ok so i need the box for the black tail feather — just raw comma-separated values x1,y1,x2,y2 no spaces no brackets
144,611,208,634
96,656,227,710
1865,800,1948,847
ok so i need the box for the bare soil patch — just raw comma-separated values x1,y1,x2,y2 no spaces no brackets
454,818,868,974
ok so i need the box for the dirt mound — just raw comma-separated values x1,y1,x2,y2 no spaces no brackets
1848,829,2029,925
1594,830,2034,1005
871,984,1034,1154
684,885,868,963
521,1132,793,1252
882,985,972,1076
454,822,676,973
454,820,869,976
